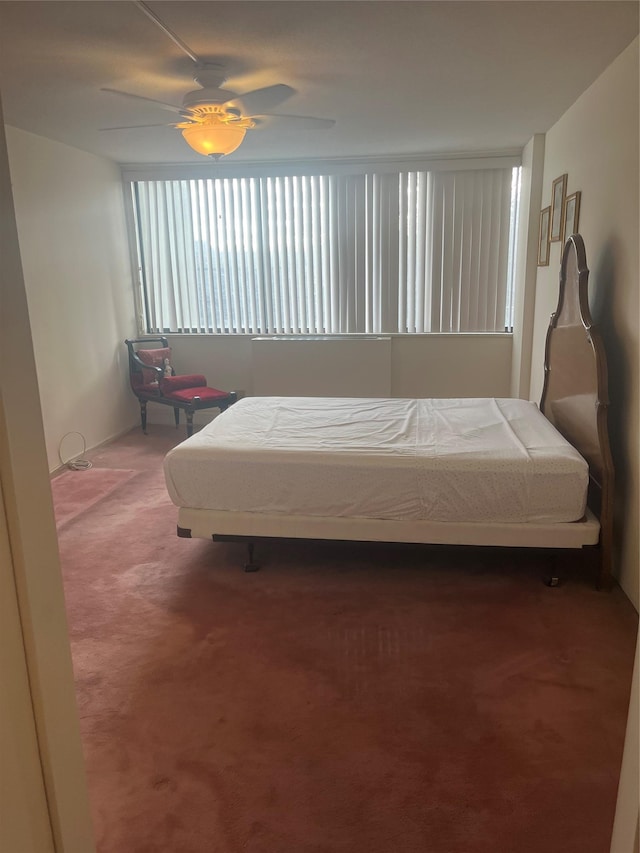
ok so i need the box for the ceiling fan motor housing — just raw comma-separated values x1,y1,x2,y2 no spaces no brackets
182,86,239,110
193,62,227,88
182,63,240,111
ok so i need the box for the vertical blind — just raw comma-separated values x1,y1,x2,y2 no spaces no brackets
132,166,519,335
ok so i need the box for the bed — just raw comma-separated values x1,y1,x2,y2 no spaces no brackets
164,235,614,588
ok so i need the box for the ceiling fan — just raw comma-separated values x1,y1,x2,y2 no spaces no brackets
100,0,335,159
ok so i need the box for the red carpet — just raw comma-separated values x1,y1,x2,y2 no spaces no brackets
53,427,638,853
51,466,137,527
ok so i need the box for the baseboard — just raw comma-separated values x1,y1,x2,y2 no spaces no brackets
49,420,140,478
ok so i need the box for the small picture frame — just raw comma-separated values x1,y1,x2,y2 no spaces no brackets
538,206,551,266
550,174,567,242
563,191,581,239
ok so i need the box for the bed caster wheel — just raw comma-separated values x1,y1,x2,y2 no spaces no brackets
545,575,561,587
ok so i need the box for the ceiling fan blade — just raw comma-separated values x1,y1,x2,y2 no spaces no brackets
99,123,174,131
225,84,295,117
133,0,200,64
101,88,186,115
255,114,336,130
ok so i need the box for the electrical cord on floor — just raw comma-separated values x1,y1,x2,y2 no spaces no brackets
58,431,93,471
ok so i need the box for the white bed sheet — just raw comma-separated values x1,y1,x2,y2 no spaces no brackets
163,397,589,525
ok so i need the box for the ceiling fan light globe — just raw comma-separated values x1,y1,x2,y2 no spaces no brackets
181,122,246,157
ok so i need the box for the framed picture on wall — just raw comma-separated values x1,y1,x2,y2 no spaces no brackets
563,191,581,239
550,173,567,242
538,206,551,266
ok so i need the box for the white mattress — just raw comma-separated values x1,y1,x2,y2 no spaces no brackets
163,397,589,525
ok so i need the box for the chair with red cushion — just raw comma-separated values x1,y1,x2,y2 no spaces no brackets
125,337,237,437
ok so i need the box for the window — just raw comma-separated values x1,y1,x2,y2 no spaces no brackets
131,164,520,335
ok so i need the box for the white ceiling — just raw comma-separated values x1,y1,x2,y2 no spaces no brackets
0,1,636,165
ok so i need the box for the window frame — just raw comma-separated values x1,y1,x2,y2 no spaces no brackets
122,152,521,338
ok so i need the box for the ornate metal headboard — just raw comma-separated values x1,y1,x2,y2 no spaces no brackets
540,234,614,587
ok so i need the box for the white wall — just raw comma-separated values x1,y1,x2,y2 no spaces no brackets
610,635,639,853
528,38,639,606
0,478,54,853
141,333,513,428
391,334,512,399
1,106,95,852
252,337,393,397
6,127,138,471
